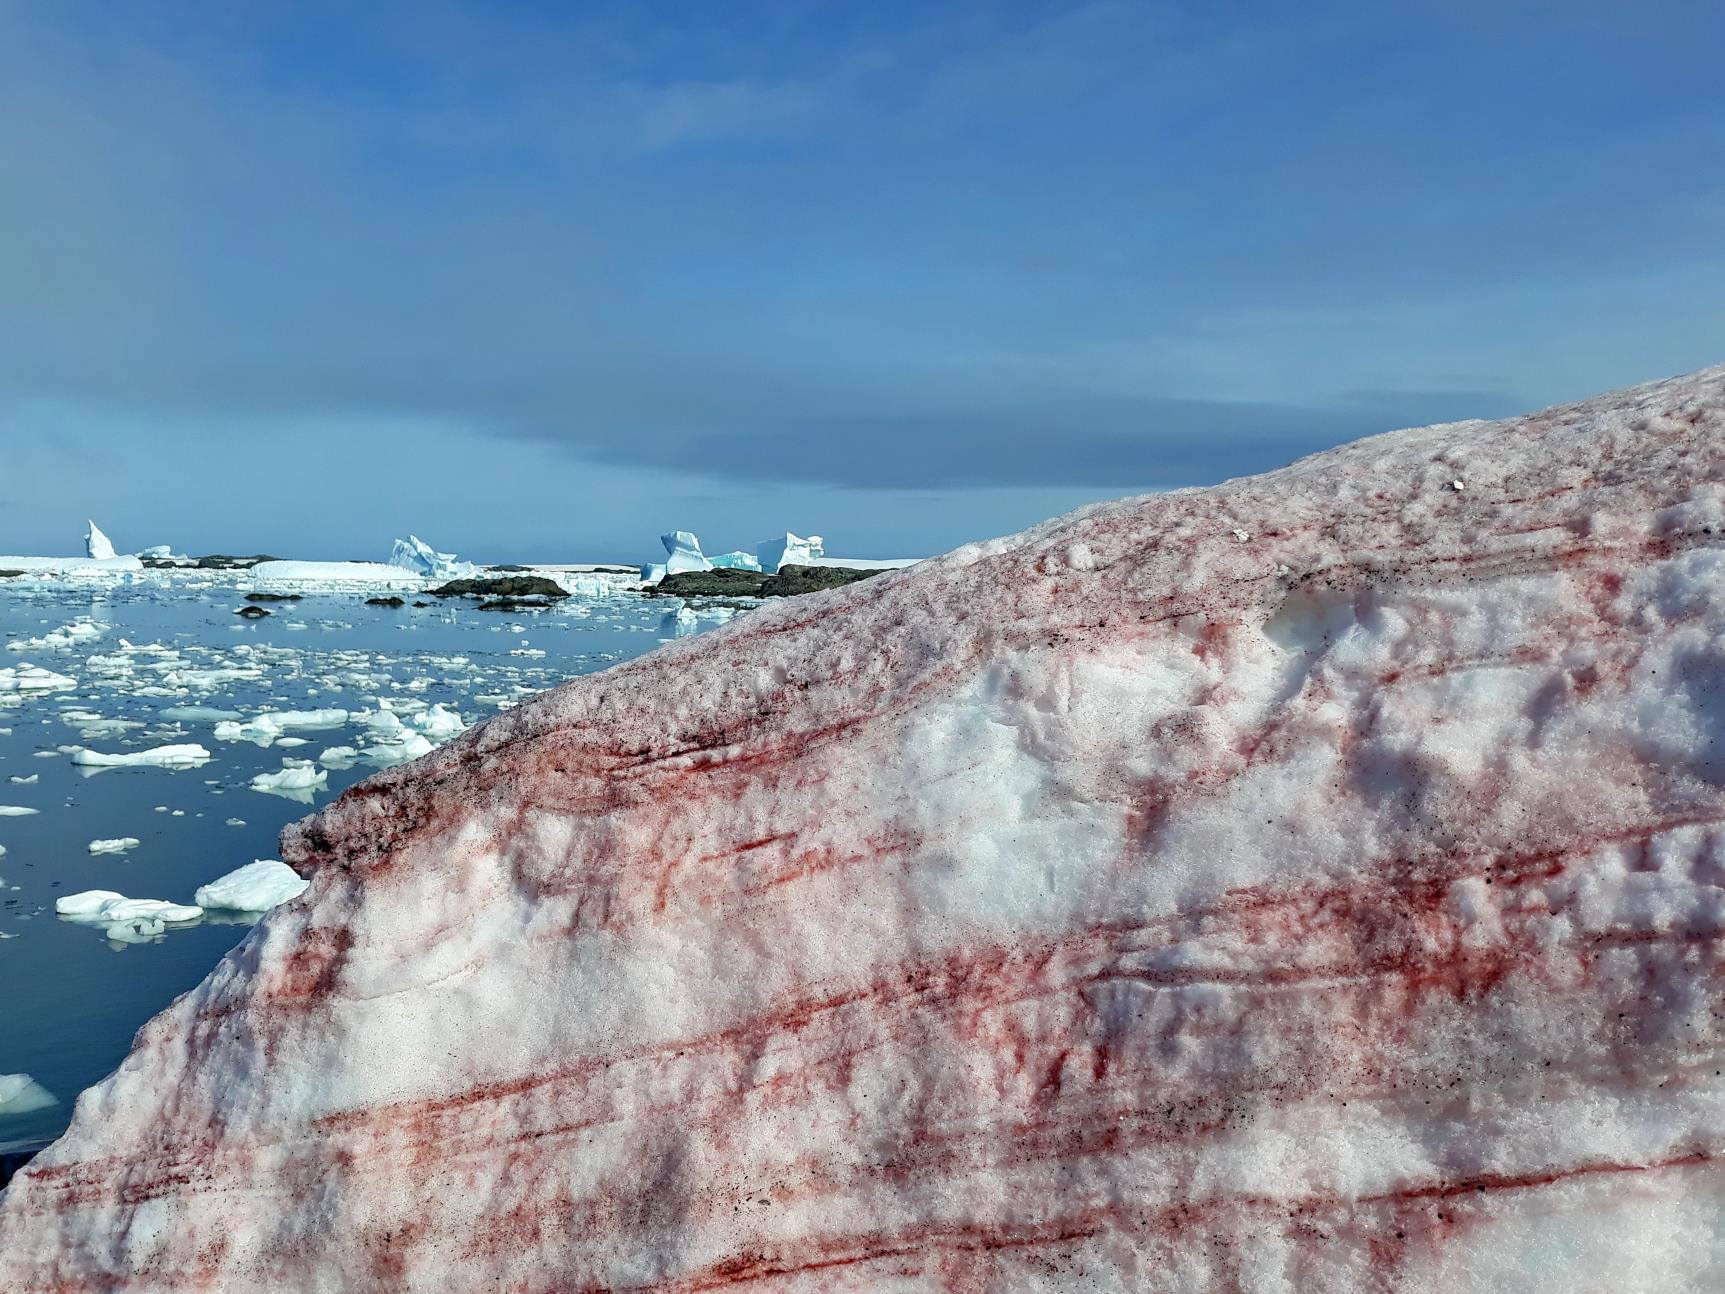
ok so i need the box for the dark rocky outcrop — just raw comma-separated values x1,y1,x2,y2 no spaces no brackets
430,576,568,599
650,565,882,600
366,596,406,607
244,593,301,602
477,598,554,612
235,606,271,618
195,555,277,570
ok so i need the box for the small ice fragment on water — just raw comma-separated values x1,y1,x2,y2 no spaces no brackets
194,860,309,912
88,838,142,855
251,761,328,796
55,890,202,937
0,1072,57,1117
71,744,211,768
225,818,246,827
0,805,40,816
9,774,38,784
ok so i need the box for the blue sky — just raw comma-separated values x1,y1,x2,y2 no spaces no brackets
2,1,1723,562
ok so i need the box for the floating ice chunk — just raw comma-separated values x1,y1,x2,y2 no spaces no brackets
408,703,465,742
317,746,359,768
88,838,142,855
8,774,37,785
52,890,125,917
0,663,76,692
214,709,349,745
193,860,309,912
159,706,244,724
70,744,211,769
357,731,433,768
709,551,763,571
0,806,39,817
55,890,201,942
388,535,477,581
136,544,175,559
755,532,824,572
250,761,327,798
660,531,711,575
638,562,668,585
85,521,116,561
7,617,106,652
0,1074,57,1118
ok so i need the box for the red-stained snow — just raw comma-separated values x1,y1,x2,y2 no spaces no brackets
6,367,1725,1291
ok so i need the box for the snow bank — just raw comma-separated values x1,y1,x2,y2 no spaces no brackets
10,365,1725,1290
193,860,310,912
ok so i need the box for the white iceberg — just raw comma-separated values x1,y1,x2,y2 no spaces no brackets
88,838,141,855
193,860,309,912
0,806,39,817
70,744,211,769
755,532,824,572
387,535,478,582
709,551,763,571
136,545,175,560
0,1074,57,1119
85,521,116,561
661,531,711,574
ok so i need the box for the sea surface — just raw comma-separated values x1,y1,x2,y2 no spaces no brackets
0,576,723,1155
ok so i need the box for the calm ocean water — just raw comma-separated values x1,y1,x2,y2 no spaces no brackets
0,578,720,1154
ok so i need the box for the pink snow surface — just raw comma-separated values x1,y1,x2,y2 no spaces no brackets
7,367,1725,1291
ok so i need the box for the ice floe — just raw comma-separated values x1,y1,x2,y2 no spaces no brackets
0,664,76,693
214,709,349,745
70,744,212,769
0,1074,56,1119
193,860,309,912
87,838,141,855
6,618,107,652
250,760,328,799
55,890,202,943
